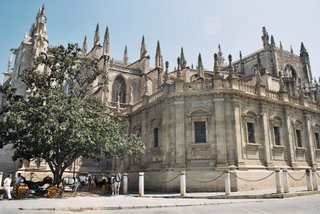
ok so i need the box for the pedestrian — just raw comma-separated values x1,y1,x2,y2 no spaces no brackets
15,173,24,185
3,174,12,200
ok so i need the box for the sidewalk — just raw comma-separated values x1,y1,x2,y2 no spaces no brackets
0,187,319,212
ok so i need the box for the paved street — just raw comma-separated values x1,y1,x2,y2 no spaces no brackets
0,189,319,214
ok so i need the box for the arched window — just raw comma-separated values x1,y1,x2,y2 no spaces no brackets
112,75,126,104
283,64,297,80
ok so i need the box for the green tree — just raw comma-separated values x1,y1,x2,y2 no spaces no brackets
0,44,144,184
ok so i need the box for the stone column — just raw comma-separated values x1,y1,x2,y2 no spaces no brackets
275,169,282,194
214,95,228,167
233,98,246,169
306,168,313,191
174,96,186,167
123,173,128,194
224,170,231,195
282,169,289,193
284,108,296,167
180,171,186,196
304,114,316,167
312,169,318,191
260,103,274,168
139,172,144,196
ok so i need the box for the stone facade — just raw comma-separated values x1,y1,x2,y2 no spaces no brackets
1,7,320,191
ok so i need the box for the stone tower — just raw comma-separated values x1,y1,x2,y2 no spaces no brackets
11,4,49,96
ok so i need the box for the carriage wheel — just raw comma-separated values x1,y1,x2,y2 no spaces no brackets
46,185,59,198
12,183,29,199
101,184,109,193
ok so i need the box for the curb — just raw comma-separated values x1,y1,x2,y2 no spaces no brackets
16,190,320,212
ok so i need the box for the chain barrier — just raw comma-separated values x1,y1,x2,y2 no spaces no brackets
287,172,306,182
145,173,180,185
230,171,275,182
32,173,43,180
186,171,225,183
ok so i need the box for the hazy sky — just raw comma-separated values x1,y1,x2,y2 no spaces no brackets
1,0,320,83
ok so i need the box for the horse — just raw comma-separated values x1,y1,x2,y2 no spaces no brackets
60,173,93,197
111,172,122,196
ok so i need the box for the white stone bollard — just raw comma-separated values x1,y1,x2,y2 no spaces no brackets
312,169,318,191
224,170,231,196
275,169,282,194
123,173,128,194
139,172,144,196
306,168,313,191
0,172,3,187
180,171,186,196
282,169,289,193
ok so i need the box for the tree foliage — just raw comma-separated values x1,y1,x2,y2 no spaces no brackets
0,44,144,184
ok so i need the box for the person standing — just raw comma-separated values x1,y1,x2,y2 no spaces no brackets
3,174,12,200
15,173,24,185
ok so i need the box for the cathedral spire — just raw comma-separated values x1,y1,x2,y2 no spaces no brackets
179,47,187,69
290,45,294,54
239,50,243,60
300,42,307,53
82,35,87,54
4,55,13,83
217,44,225,67
140,35,147,58
261,27,269,50
270,35,275,48
155,40,163,69
103,26,110,56
94,23,100,46
198,53,204,79
123,46,128,65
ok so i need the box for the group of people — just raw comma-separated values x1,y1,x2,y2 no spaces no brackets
0,173,25,200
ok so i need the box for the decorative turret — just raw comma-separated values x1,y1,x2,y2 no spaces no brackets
290,45,293,54
280,41,283,50
217,44,225,68
3,55,13,83
300,42,312,83
300,42,308,59
103,26,110,56
93,23,100,46
140,35,147,58
239,50,245,74
32,4,48,55
82,35,87,55
197,53,204,79
164,61,169,83
35,4,47,37
270,35,275,48
261,27,269,50
179,47,187,69
123,46,128,65
155,40,163,69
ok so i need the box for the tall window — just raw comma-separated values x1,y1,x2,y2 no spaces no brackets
112,75,126,105
153,128,159,148
247,122,255,143
296,129,302,147
274,126,281,145
195,122,206,143
315,132,320,149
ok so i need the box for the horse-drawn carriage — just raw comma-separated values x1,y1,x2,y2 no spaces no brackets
12,172,122,199
12,176,59,199
90,172,122,195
